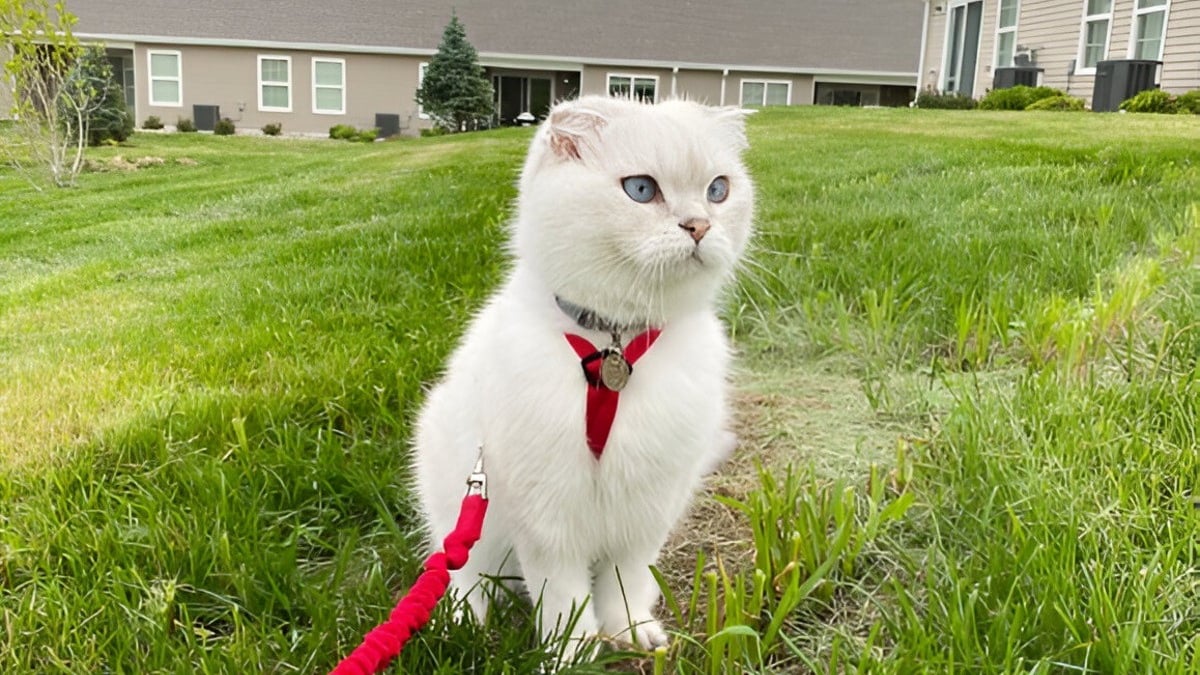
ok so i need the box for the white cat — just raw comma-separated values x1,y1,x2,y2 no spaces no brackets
412,95,754,660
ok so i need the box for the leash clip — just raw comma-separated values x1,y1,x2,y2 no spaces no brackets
465,449,487,500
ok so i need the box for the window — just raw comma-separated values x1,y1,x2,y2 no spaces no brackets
418,62,429,119
944,1,983,95
740,80,790,106
312,58,345,114
148,50,181,107
1078,0,1113,71
258,55,291,112
607,74,658,102
995,0,1020,67
1130,0,1169,61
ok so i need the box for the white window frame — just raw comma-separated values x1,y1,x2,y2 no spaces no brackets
606,73,659,103
257,54,292,113
418,62,429,120
1076,0,1115,75
993,0,1021,68
147,49,182,107
1127,0,1171,61
311,57,345,115
739,79,792,106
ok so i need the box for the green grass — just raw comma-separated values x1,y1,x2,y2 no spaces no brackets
2,108,1198,673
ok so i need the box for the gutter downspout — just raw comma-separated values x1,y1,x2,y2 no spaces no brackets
671,66,678,99
914,0,931,104
720,69,728,106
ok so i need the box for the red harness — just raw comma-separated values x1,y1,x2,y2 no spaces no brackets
563,328,661,457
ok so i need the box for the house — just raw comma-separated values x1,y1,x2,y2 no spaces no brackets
57,0,924,135
917,0,1200,106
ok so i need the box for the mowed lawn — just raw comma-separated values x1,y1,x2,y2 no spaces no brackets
1,109,1198,673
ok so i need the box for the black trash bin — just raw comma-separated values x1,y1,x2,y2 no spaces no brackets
193,105,220,131
1092,60,1162,112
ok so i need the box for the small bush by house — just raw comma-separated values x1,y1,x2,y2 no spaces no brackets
1119,89,1176,114
142,115,164,130
176,117,196,132
1025,95,1085,112
1174,90,1200,114
915,91,977,110
329,124,357,140
262,122,282,136
978,85,1063,111
329,124,378,142
214,118,236,135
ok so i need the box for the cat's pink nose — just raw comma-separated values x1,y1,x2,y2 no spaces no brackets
679,218,711,243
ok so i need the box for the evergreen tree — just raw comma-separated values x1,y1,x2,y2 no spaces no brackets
415,14,494,132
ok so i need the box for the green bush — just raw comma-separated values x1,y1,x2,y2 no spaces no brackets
1025,94,1086,112
329,124,357,140
978,85,1063,111
261,122,282,136
353,128,378,143
176,117,196,132
419,126,448,137
213,118,236,136
915,91,977,110
1174,90,1200,114
142,115,164,130
1119,89,1176,113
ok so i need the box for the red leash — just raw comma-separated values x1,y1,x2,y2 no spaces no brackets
331,462,488,675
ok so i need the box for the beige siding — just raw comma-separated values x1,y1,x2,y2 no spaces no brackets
1162,0,1200,92
922,5,949,91
673,70,723,104
135,44,428,135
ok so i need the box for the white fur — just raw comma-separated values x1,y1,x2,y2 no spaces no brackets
412,96,754,659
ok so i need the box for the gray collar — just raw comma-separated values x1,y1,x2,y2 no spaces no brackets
555,296,647,335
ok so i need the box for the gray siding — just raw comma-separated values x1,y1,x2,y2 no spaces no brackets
136,44,428,134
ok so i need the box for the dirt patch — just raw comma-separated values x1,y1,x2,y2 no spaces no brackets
83,156,196,172
658,356,910,600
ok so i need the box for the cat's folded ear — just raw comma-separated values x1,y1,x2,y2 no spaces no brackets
544,100,611,161
710,107,751,153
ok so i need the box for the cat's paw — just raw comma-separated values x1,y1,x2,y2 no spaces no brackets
629,618,669,650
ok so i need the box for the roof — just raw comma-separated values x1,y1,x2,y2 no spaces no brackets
70,0,923,75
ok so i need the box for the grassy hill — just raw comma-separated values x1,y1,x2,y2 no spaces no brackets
2,108,1197,672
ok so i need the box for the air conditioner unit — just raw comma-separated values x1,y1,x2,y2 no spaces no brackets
1014,48,1034,67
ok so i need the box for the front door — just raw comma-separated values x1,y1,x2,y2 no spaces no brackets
945,1,983,96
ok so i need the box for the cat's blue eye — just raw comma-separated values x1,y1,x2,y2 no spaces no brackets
622,175,659,203
707,176,730,203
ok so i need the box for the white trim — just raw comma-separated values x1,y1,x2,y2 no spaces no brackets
147,49,182,107
1126,0,1171,61
417,62,429,120
720,69,728,105
606,73,659,102
311,56,345,115
916,0,931,98
940,0,985,95
257,54,292,113
76,32,917,82
993,0,1021,68
738,78,792,106
1075,0,1115,75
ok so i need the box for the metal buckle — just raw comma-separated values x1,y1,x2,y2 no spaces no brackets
465,449,487,500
